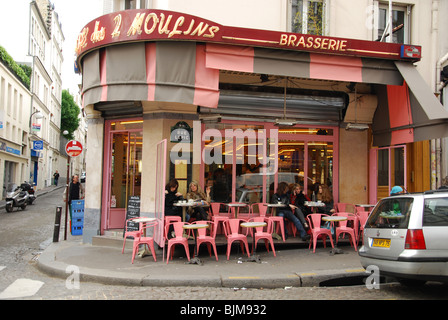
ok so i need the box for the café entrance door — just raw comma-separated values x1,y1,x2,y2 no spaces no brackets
103,120,143,229
371,145,406,201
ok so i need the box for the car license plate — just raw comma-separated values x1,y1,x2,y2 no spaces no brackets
372,238,391,248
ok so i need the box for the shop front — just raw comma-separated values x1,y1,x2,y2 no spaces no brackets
75,9,448,242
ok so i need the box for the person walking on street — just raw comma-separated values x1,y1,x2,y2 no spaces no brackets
53,170,60,186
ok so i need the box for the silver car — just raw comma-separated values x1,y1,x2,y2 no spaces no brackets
359,190,448,286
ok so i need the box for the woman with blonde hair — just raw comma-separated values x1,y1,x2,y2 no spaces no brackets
186,181,211,221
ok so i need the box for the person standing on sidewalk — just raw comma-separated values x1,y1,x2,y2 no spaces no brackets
69,174,84,203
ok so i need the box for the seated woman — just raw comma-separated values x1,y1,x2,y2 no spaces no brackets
271,182,309,241
289,183,310,228
316,184,335,214
165,179,186,220
165,179,186,239
186,180,211,221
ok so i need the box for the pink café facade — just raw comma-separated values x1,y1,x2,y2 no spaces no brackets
75,9,448,243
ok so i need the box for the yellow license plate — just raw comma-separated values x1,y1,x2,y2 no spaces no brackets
372,238,391,248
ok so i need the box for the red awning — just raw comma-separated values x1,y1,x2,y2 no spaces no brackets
82,42,220,109
372,62,448,146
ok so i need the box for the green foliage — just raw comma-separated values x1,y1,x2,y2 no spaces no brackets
0,46,30,89
61,90,80,140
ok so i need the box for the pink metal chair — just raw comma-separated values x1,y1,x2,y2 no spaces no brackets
251,217,276,256
165,215,181,224
223,219,251,260
194,220,218,261
210,202,230,236
332,212,358,251
250,203,267,217
122,217,143,254
165,221,191,264
131,220,158,264
306,214,334,253
265,206,286,242
355,209,370,244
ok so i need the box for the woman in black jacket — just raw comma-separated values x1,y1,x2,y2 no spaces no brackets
165,179,185,219
289,183,310,229
271,182,309,241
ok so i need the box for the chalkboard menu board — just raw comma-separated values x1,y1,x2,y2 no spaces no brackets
123,196,140,236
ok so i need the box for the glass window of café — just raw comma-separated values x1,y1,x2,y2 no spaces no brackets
194,122,338,205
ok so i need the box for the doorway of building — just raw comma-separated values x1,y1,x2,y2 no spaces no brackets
371,145,406,201
103,119,143,229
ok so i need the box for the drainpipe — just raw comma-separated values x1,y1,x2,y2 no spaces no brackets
431,0,441,189
436,52,448,93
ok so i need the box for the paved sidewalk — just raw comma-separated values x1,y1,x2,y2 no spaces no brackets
4,185,366,288
37,236,365,288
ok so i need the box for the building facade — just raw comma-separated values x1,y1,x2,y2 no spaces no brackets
78,0,448,242
0,53,32,198
29,0,66,189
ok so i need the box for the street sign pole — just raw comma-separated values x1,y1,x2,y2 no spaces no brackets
64,140,82,240
64,155,70,240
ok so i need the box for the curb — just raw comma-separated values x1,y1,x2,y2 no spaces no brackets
37,242,366,288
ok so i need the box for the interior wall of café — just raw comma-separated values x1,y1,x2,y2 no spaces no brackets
338,128,369,205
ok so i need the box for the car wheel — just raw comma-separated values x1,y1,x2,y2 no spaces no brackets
397,278,427,286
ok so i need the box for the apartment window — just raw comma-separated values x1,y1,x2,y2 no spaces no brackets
377,4,410,43
291,0,325,35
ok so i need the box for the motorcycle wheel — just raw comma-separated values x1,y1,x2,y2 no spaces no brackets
21,203,27,210
5,204,13,212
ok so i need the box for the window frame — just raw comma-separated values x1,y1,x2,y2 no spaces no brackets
290,0,326,35
374,2,411,43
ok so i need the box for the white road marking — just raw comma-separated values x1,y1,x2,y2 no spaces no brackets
0,278,44,299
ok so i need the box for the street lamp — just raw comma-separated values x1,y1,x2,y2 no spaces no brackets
29,111,44,132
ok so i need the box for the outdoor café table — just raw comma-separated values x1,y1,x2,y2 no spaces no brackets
321,215,347,249
173,201,209,222
132,217,157,258
226,202,248,218
263,203,287,241
263,203,286,216
304,201,326,213
356,204,376,211
182,223,209,264
240,221,267,254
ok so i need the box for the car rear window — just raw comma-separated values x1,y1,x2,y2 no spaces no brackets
423,197,448,226
366,197,413,229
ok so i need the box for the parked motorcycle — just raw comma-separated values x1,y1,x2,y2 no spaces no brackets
5,183,28,212
20,181,36,205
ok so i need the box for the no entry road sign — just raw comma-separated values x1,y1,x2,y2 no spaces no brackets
65,140,83,157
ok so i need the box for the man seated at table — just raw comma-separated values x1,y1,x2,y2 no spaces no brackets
271,182,309,241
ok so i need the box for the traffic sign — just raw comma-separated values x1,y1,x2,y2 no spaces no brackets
65,140,83,157
33,140,43,150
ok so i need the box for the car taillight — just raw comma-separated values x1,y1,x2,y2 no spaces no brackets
405,229,426,249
